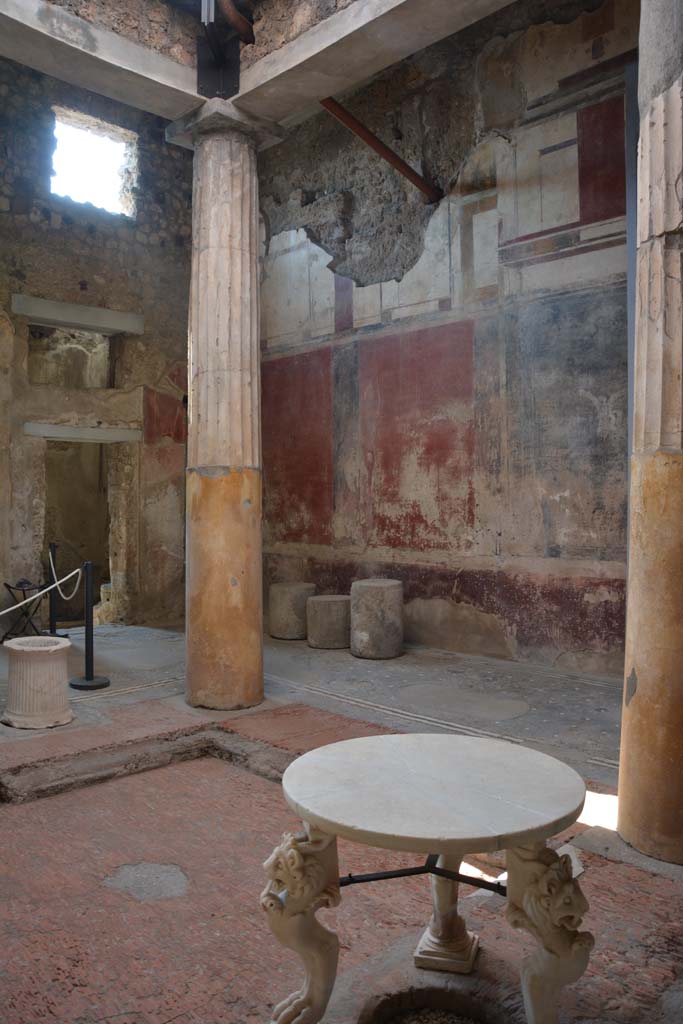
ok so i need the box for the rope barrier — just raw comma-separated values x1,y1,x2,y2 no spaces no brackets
0,568,82,618
49,549,82,602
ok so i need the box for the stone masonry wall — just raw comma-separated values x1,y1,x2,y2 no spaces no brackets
44,0,361,72
258,0,639,675
46,0,198,67
0,58,192,625
242,0,361,70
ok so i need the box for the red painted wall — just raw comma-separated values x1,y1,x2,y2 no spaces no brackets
262,347,334,544
577,95,626,224
359,322,475,550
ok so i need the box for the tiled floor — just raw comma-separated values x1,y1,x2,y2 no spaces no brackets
0,626,622,785
1,745,681,1024
2,628,679,1023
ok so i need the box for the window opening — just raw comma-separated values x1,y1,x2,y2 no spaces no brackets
50,107,138,217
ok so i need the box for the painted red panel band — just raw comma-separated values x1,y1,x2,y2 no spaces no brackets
359,321,475,551
334,274,354,334
143,388,187,445
577,95,626,224
262,347,334,545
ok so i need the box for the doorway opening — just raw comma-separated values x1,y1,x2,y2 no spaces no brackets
43,441,110,623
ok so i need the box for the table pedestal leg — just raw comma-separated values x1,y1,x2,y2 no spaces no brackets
414,854,479,974
260,824,340,1024
506,843,595,1024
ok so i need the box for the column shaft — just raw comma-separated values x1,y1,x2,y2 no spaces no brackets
618,2,683,861
185,127,263,709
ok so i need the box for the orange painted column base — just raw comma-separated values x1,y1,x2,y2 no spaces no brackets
618,451,683,864
185,466,263,710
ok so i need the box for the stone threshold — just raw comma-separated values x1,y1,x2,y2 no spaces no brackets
0,722,295,804
0,701,394,804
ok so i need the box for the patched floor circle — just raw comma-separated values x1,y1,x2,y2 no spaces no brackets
103,862,188,901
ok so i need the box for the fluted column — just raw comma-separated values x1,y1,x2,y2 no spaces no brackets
618,1,683,862
168,101,273,709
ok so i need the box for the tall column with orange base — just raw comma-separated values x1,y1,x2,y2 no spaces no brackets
168,100,269,710
617,2,683,862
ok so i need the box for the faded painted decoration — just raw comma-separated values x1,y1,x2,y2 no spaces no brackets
259,0,635,674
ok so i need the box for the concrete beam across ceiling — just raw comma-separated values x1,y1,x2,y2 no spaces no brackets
235,0,514,125
0,0,512,128
0,0,202,120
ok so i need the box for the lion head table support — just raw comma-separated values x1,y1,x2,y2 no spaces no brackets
260,735,593,1024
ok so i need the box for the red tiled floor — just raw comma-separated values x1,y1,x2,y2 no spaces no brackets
1,703,682,1024
0,699,221,772
1,758,431,1024
222,703,396,753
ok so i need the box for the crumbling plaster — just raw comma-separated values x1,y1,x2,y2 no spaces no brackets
258,0,635,285
258,0,638,674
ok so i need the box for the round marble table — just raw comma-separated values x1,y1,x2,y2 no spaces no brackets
260,735,594,1024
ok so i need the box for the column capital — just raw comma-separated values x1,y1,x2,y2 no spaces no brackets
165,97,285,151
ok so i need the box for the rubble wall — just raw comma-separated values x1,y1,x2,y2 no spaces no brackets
0,58,192,625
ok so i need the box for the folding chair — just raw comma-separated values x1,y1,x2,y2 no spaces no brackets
1,579,45,643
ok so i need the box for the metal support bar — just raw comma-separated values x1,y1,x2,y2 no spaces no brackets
69,561,110,691
320,97,443,204
339,854,507,897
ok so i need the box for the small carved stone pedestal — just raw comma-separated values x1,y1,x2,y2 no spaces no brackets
415,854,479,973
506,843,594,1024
2,636,74,729
261,824,341,1024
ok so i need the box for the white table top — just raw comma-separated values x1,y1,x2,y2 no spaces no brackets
282,734,586,854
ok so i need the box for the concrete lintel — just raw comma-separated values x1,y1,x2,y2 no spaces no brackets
234,0,513,125
11,294,144,336
166,97,285,151
0,0,202,121
4,0,517,132
23,422,143,443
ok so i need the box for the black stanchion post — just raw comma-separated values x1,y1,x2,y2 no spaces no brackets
84,559,94,680
69,560,110,691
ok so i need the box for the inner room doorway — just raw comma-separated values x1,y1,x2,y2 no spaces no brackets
43,440,110,623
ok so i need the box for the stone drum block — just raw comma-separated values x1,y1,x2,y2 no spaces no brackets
269,582,316,640
2,636,74,729
307,595,351,650
350,578,403,659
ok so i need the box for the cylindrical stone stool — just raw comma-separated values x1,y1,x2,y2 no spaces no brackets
2,636,74,729
350,578,404,660
307,595,351,650
269,582,316,640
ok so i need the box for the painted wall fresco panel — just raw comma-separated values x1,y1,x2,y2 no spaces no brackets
262,348,334,544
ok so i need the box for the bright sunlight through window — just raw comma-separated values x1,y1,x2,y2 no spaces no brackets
50,109,137,217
